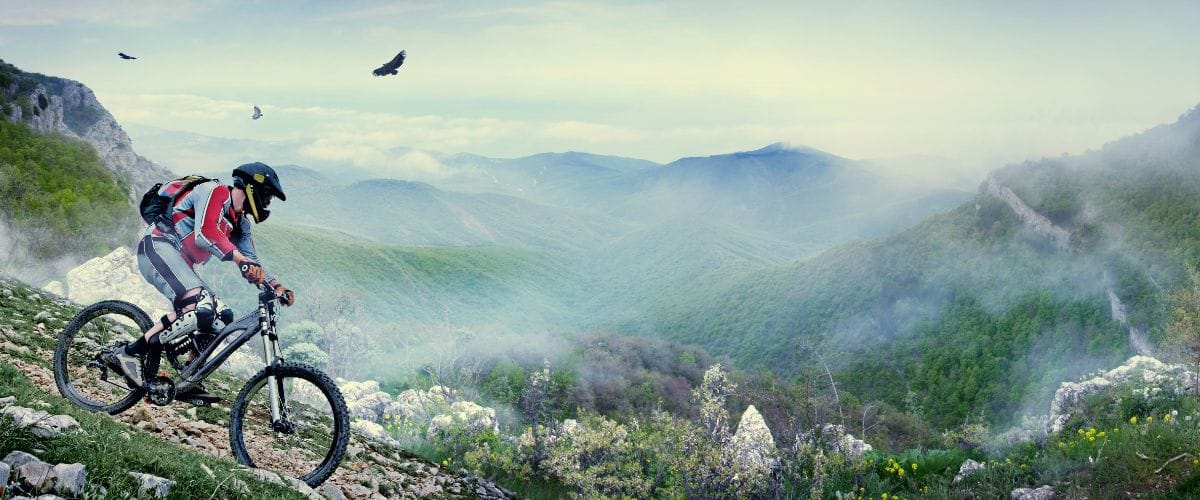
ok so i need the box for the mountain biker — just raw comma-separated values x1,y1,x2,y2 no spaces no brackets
103,162,295,405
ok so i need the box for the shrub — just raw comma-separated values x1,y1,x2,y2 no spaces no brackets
282,342,328,370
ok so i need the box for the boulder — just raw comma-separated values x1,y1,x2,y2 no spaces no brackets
50,463,86,497
33,415,80,439
1049,356,1197,433
819,424,872,460
338,380,392,421
0,461,10,492
954,459,986,484
1,406,80,438
128,472,174,498
66,247,169,318
730,405,779,477
351,419,402,449
41,281,65,297
1012,485,1054,500
2,451,42,469
18,460,53,493
389,385,454,422
427,401,499,440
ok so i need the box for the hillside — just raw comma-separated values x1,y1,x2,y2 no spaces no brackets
0,277,514,498
193,223,584,330
0,59,172,194
647,105,1200,428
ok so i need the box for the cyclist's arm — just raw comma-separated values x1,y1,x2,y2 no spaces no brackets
232,217,275,283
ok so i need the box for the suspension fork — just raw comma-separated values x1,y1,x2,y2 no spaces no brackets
259,302,286,423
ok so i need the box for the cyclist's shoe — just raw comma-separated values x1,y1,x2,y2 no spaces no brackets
178,383,222,406
101,346,143,388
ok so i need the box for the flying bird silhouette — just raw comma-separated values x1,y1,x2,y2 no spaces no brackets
117,52,137,60
372,50,406,77
251,105,262,120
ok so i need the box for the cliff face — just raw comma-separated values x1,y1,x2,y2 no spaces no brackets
1,61,174,195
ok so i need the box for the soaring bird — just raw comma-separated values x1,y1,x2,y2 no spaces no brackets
372,50,406,77
251,105,263,120
118,52,137,60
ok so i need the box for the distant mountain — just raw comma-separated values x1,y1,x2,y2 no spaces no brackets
438,151,660,202
123,125,969,251
260,175,628,253
642,104,1200,428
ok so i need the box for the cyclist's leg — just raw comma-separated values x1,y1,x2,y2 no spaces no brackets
135,236,205,345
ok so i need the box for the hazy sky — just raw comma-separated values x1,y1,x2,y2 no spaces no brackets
1,0,1198,176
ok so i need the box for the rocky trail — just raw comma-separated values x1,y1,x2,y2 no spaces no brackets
0,280,515,499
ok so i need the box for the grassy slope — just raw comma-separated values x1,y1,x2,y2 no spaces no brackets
0,278,305,499
0,118,137,261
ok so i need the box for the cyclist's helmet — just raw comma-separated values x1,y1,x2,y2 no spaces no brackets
231,162,286,223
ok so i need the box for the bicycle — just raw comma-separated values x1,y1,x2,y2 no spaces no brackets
52,283,350,487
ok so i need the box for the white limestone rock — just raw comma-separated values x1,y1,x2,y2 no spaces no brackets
50,463,86,497
128,471,174,498
338,379,392,421
427,401,499,440
66,247,169,318
819,424,873,460
1012,485,1054,500
388,385,454,422
954,459,986,483
350,419,403,449
730,405,779,477
40,281,64,297
1048,356,1196,433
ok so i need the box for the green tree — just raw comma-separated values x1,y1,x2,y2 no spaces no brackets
1163,267,1200,387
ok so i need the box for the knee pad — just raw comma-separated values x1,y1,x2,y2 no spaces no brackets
156,310,198,345
193,289,233,334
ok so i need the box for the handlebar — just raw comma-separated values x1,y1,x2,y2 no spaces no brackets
256,281,279,304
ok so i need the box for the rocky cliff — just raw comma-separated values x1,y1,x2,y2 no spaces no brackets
1,59,173,195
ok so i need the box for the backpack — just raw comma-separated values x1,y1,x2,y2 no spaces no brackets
138,175,212,229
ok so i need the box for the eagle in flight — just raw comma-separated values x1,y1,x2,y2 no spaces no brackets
252,105,263,120
372,50,406,77
118,52,137,60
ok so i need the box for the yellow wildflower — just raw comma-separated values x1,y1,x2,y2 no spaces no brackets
898,468,905,478
1098,431,1106,438
1148,415,1154,423
911,463,918,471
1130,416,1138,425
1165,414,1172,423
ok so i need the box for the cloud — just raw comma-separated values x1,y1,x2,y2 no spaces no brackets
0,0,205,26
98,93,248,123
310,1,437,22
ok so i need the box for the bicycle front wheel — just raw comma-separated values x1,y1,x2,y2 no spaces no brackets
229,362,350,487
53,300,150,414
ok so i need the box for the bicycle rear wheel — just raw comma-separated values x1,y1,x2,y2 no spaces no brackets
229,362,350,487
53,301,150,414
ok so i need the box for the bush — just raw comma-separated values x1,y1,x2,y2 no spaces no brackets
282,342,328,370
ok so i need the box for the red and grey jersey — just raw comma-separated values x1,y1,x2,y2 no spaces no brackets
144,179,266,272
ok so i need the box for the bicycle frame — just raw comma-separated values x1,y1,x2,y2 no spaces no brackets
173,286,284,411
